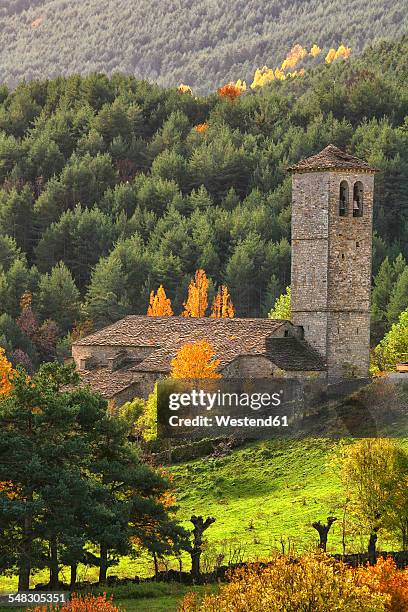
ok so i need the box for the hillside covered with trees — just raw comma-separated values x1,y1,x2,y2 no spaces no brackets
0,0,408,92
0,36,408,372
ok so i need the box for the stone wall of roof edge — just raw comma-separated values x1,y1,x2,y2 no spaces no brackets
287,166,378,174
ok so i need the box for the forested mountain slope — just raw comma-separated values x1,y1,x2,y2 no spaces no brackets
0,0,407,92
0,36,408,372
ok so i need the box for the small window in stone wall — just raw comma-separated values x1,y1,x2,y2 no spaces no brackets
339,181,349,216
353,181,364,217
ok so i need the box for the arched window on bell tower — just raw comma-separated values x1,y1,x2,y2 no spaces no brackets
339,181,349,216
353,181,364,217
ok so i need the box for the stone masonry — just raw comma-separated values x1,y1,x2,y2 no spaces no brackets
289,145,376,380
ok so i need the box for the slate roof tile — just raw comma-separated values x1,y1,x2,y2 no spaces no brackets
288,144,377,173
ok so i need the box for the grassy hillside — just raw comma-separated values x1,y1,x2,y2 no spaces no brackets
0,0,407,91
1,435,408,594
170,438,391,561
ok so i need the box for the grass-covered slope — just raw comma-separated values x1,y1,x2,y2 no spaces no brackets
171,439,344,559
1,0,407,91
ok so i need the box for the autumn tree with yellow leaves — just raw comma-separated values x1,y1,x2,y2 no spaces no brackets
148,285,174,316
182,269,209,317
170,340,221,379
326,44,352,64
251,42,350,88
310,43,321,57
0,347,15,397
177,83,192,94
210,286,234,318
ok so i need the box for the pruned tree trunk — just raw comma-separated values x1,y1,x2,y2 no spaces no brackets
189,515,216,583
368,528,379,565
70,564,77,589
312,516,337,552
99,544,108,583
153,552,159,580
49,537,59,589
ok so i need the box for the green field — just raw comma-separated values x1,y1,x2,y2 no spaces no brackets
0,584,215,612
2,437,407,610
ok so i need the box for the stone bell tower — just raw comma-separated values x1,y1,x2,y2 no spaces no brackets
288,145,377,380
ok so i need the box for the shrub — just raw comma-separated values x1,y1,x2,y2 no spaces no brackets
357,557,408,612
179,553,388,611
31,593,121,612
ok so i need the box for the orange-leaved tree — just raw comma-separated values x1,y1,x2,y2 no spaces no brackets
210,286,234,318
218,82,242,102
194,122,209,133
170,340,221,379
148,285,174,316
182,270,208,317
0,347,15,398
357,556,408,612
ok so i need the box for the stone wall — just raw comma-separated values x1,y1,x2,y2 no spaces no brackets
291,169,374,380
222,355,276,378
72,344,156,370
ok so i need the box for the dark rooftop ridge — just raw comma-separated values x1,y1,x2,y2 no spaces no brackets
287,144,377,173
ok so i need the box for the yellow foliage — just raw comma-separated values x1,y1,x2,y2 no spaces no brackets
251,66,275,89
274,67,286,81
0,347,15,398
170,340,221,379
179,553,388,611
147,285,174,316
326,45,352,64
177,83,192,95
182,269,208,317
234,79,247,92
0,481,21,500
335,44,352,60
310,44,321,57
194,122,209,133
325,48,337,64
20,291,32,311
281,44,307,71
210,286,234,318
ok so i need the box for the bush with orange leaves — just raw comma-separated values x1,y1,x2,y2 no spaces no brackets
218,82,242,102
0,347,15,397
179,553,388,611
357,557,408,612
194,122,209,133
31,593,121,612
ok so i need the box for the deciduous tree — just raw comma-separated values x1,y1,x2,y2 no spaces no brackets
147,285,173,316
210,285,234,318
171,340,221,379
182,269,209,317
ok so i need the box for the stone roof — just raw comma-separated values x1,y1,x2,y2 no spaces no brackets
288,145,377,173
75,316,287,370
266,338,326,371
78,367,139,398
74,317,327,390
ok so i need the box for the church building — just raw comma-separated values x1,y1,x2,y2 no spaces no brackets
72,145,376,404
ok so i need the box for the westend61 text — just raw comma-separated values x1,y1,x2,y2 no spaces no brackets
169,415,289,427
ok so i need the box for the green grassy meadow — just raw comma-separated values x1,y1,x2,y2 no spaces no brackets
2,437,407,610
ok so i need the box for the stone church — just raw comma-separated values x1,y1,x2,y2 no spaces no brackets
72,145,376,405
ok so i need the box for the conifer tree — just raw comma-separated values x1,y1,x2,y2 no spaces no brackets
386,266,408,327
38,262,80,333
